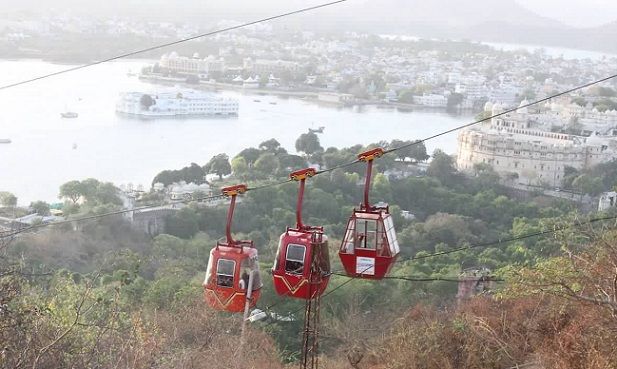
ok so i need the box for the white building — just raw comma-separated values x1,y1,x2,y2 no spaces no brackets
457,101,617,187
168,181,212,201
116,91,239,117
412,94,447,107
159,52,225,75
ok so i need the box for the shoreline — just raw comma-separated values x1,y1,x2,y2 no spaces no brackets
138,73,472,113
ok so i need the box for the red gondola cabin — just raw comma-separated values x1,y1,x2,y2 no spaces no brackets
272,168,331,299
203,184,263,312
338,148,401,279
272,229,330,299
204,245,262,312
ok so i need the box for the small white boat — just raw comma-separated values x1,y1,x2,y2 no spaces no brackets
61,112,79,119
0,138,11,144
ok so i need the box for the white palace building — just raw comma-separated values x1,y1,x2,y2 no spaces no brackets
457,101,617,187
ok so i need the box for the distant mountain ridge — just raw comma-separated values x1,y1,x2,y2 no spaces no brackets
2,0,617,54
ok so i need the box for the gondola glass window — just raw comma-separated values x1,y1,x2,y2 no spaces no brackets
285,244,306,274
355,219,383,250
216,259,236,288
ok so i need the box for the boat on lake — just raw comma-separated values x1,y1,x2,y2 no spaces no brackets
61,112,79,118
116,91,239,117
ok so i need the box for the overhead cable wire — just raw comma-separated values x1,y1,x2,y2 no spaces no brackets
406,214,617,261
0,193,224,239
0,0,349,91
330,272,504,282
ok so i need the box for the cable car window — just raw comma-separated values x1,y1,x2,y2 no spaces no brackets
216,259,236,288
384,216,400,254
205,252,216,285
355,219,377,249
342,219,355,253
285,244,306,274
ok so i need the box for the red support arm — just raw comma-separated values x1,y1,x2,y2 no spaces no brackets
290,168,317,230
221,184,248,246
357,148,384,211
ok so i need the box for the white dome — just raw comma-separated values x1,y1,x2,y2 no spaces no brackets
517,99,529,114
492,102,503,115
484,101,493,112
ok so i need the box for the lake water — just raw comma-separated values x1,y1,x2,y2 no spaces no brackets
482,41,617,61
0,60,469,204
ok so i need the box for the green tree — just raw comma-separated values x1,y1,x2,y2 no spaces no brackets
259,138,286,154
59,180,83,204
140,94,155,108
30,200,50,216
0,191,17,207
427,149,458,186
390,139,429,162
231,156,249,178
165,208,200,239
92,182,122,205
572,175,604,195
278,154,307,171
236,148,261,167
254,153,280,175
295,132,323,157
79,178,101,200
204,154,232,180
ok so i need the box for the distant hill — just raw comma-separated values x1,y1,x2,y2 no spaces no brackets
2,0,617,54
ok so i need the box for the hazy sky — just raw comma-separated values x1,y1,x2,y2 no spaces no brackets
517,0,617,27
3,0,617,28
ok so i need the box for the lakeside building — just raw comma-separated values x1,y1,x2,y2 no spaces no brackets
159,52,225,75
116,91,239,117
244,58,301,76
412,94,447,107
457,101,617,187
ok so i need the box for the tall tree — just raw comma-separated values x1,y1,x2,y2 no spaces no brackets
295,132,323,157
236,148,261,167
259,138,286,154
0,192,17,207
254,153,280,176
427,149,458,186
59,180,83,204
231,156,249,179
30,201,50,216
204,154,232,180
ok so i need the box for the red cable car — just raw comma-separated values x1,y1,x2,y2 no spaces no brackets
272,168,331,300
339,148,400,279
203,184,263,313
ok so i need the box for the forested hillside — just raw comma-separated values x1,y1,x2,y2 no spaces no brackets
2,136,617,368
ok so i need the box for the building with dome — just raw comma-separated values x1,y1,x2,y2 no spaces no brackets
457,100,617,187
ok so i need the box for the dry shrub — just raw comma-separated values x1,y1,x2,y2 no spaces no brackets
148,300,283,369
